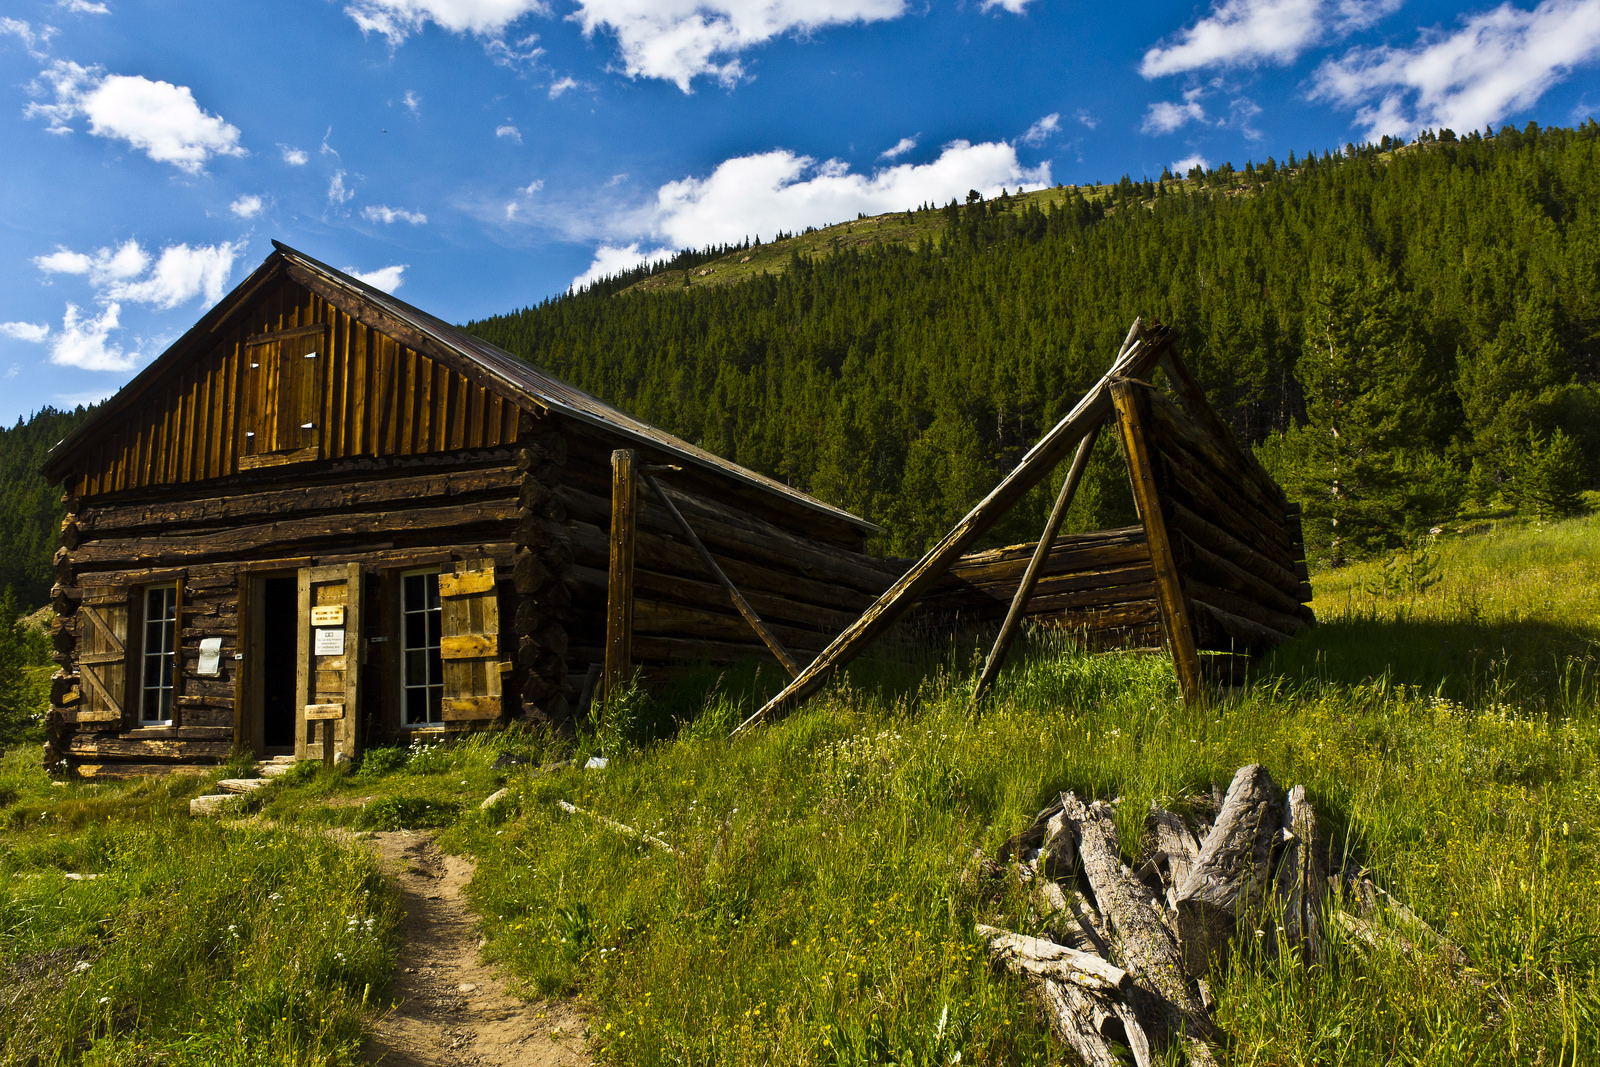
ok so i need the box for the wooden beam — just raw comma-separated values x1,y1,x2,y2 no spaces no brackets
603,449,638,702
968,422,1103,711
733,321,1170,735
643,472,802,677
1110,379,1204,705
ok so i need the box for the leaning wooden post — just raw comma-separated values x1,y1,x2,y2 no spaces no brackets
1109,379,1204,705
321,720,335,770
967,421,1103,712
604,449,638,702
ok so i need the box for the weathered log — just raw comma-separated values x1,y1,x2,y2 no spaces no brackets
927,561,1157,609
1143,386,1289,526
67,735,234,763
976,924,1132,993
1162,500,1302,601
1036,980,1125,1067
555,799,676,853
1187,600,1290,655
938,526,1148,582
630,599,830,657
1176,764,1281,978
1148,803,1202,914
1180,575,1302,639
1061,793,1218,1066
1277,785,1326,963
737,325,1174,733
568,563,861,635
1177,535,1307,621
1154,447,1295,562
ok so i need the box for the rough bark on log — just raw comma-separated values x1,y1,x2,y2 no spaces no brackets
1037,980,1125,1067
1061,793,1220,1066
976,924,1132,993
1148,803,1202,915
1277,785,1327,963
1176,764,1281,978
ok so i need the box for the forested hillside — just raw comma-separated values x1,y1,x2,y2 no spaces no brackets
469,122,1600,564
0,407,92,607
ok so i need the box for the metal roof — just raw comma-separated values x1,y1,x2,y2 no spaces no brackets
45,242,880,535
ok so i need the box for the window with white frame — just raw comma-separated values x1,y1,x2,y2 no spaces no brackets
139,584,178,724
401,570,443,726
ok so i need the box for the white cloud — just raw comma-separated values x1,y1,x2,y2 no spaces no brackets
344,264,406,293
496,123,522,141
402,89,421,112
569,0,907,92
1174,153,1210,174
2,18,58,58
643,139,1050,247
0,321,50,342
548,75,578,97
230,193,264,218
880,136,917,159
502,178,544,219
1313,0,1600,141
25,60,246,172
1143,88,1209,133
328,169,356,205
979,0,1035,12
1075,109,1098,129
604,172,628,186
571,242,675,289
344,0,549,43
36,239,238,309
49,303,135,371
59,0,111,13
280,144,309,166
1140,0,1402,77
485,33,543,68
1020,112,1060,146
362,204,428,224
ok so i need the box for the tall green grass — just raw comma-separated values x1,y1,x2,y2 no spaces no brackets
0,750,399,1066
445,513,1600,1066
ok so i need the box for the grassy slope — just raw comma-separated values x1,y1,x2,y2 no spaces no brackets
3,514,1597,1064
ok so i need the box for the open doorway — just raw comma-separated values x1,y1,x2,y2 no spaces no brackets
261,576,298,754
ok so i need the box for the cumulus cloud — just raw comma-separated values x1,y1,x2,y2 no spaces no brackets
26,60,246,172
1313,0,1600,141
344,264,406,293
35,239,239,309
979,0,1035,12
496,123,522,141
328,169,356,205
642,139,1049,247
1140,0,1401,77
570,0,906,91
362,204,428,224
49,303,135,371
1143,88,1209,133
1173,153,1210,174
402,89,421,112
1020,112,1060,146
345,0,549,43
0,321,50,342
2,17,59,58
59,0,111,13
880,136,917,159
230,194,264,218
548,75,578,97
571,242,675,289
280,144,309,165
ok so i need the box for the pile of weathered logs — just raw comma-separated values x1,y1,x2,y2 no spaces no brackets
973,764,1463,1066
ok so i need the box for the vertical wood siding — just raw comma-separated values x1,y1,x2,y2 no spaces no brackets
73,276,520,498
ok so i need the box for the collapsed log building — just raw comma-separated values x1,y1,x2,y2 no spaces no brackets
41,242,1310,776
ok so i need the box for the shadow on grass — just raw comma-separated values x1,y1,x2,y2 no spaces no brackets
1256,614,1600,711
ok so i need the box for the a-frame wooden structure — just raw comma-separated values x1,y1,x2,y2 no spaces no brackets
735,320,1313,731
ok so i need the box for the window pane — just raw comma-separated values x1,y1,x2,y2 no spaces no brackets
427,648,443,686
404,574,423,607
428,687,442,722
426,612,441,646
406,649,427,682
426,575,440,610
405,687,426,725
405,612,425,648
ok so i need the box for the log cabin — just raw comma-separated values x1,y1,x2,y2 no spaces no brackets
40,242,902,777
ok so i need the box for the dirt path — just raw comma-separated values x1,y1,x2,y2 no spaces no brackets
361,830,592,1067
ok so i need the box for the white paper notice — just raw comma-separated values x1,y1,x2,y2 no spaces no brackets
197,637,223,676
314,628,345,656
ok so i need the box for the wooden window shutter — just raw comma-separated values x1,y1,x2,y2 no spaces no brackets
77,587,130,725
439,560,503,722
240,326,322,466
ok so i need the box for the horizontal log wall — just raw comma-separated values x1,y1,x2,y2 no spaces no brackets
916,527,1166,649
51,448,525,767
70,275,520,499
1137,384,1314,670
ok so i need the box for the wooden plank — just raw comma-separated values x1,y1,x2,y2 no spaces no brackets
1158,346,1289,511
644,472,800,677
439,569,496,596
735,323,1172,734
1162,499,1302,600
442,696,501,721
604,449,638,701
294,569,311,761
441,633,496,659
304,703,345,720
1111,378,1204,705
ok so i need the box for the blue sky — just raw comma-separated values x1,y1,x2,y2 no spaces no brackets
2,0,1598,425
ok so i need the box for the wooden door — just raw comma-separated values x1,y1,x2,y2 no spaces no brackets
295,563,363,761
76,586,130,726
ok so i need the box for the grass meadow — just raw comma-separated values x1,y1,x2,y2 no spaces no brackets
2,510,1597,1065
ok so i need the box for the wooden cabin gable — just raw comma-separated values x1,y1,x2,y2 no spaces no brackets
66,273,522,499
